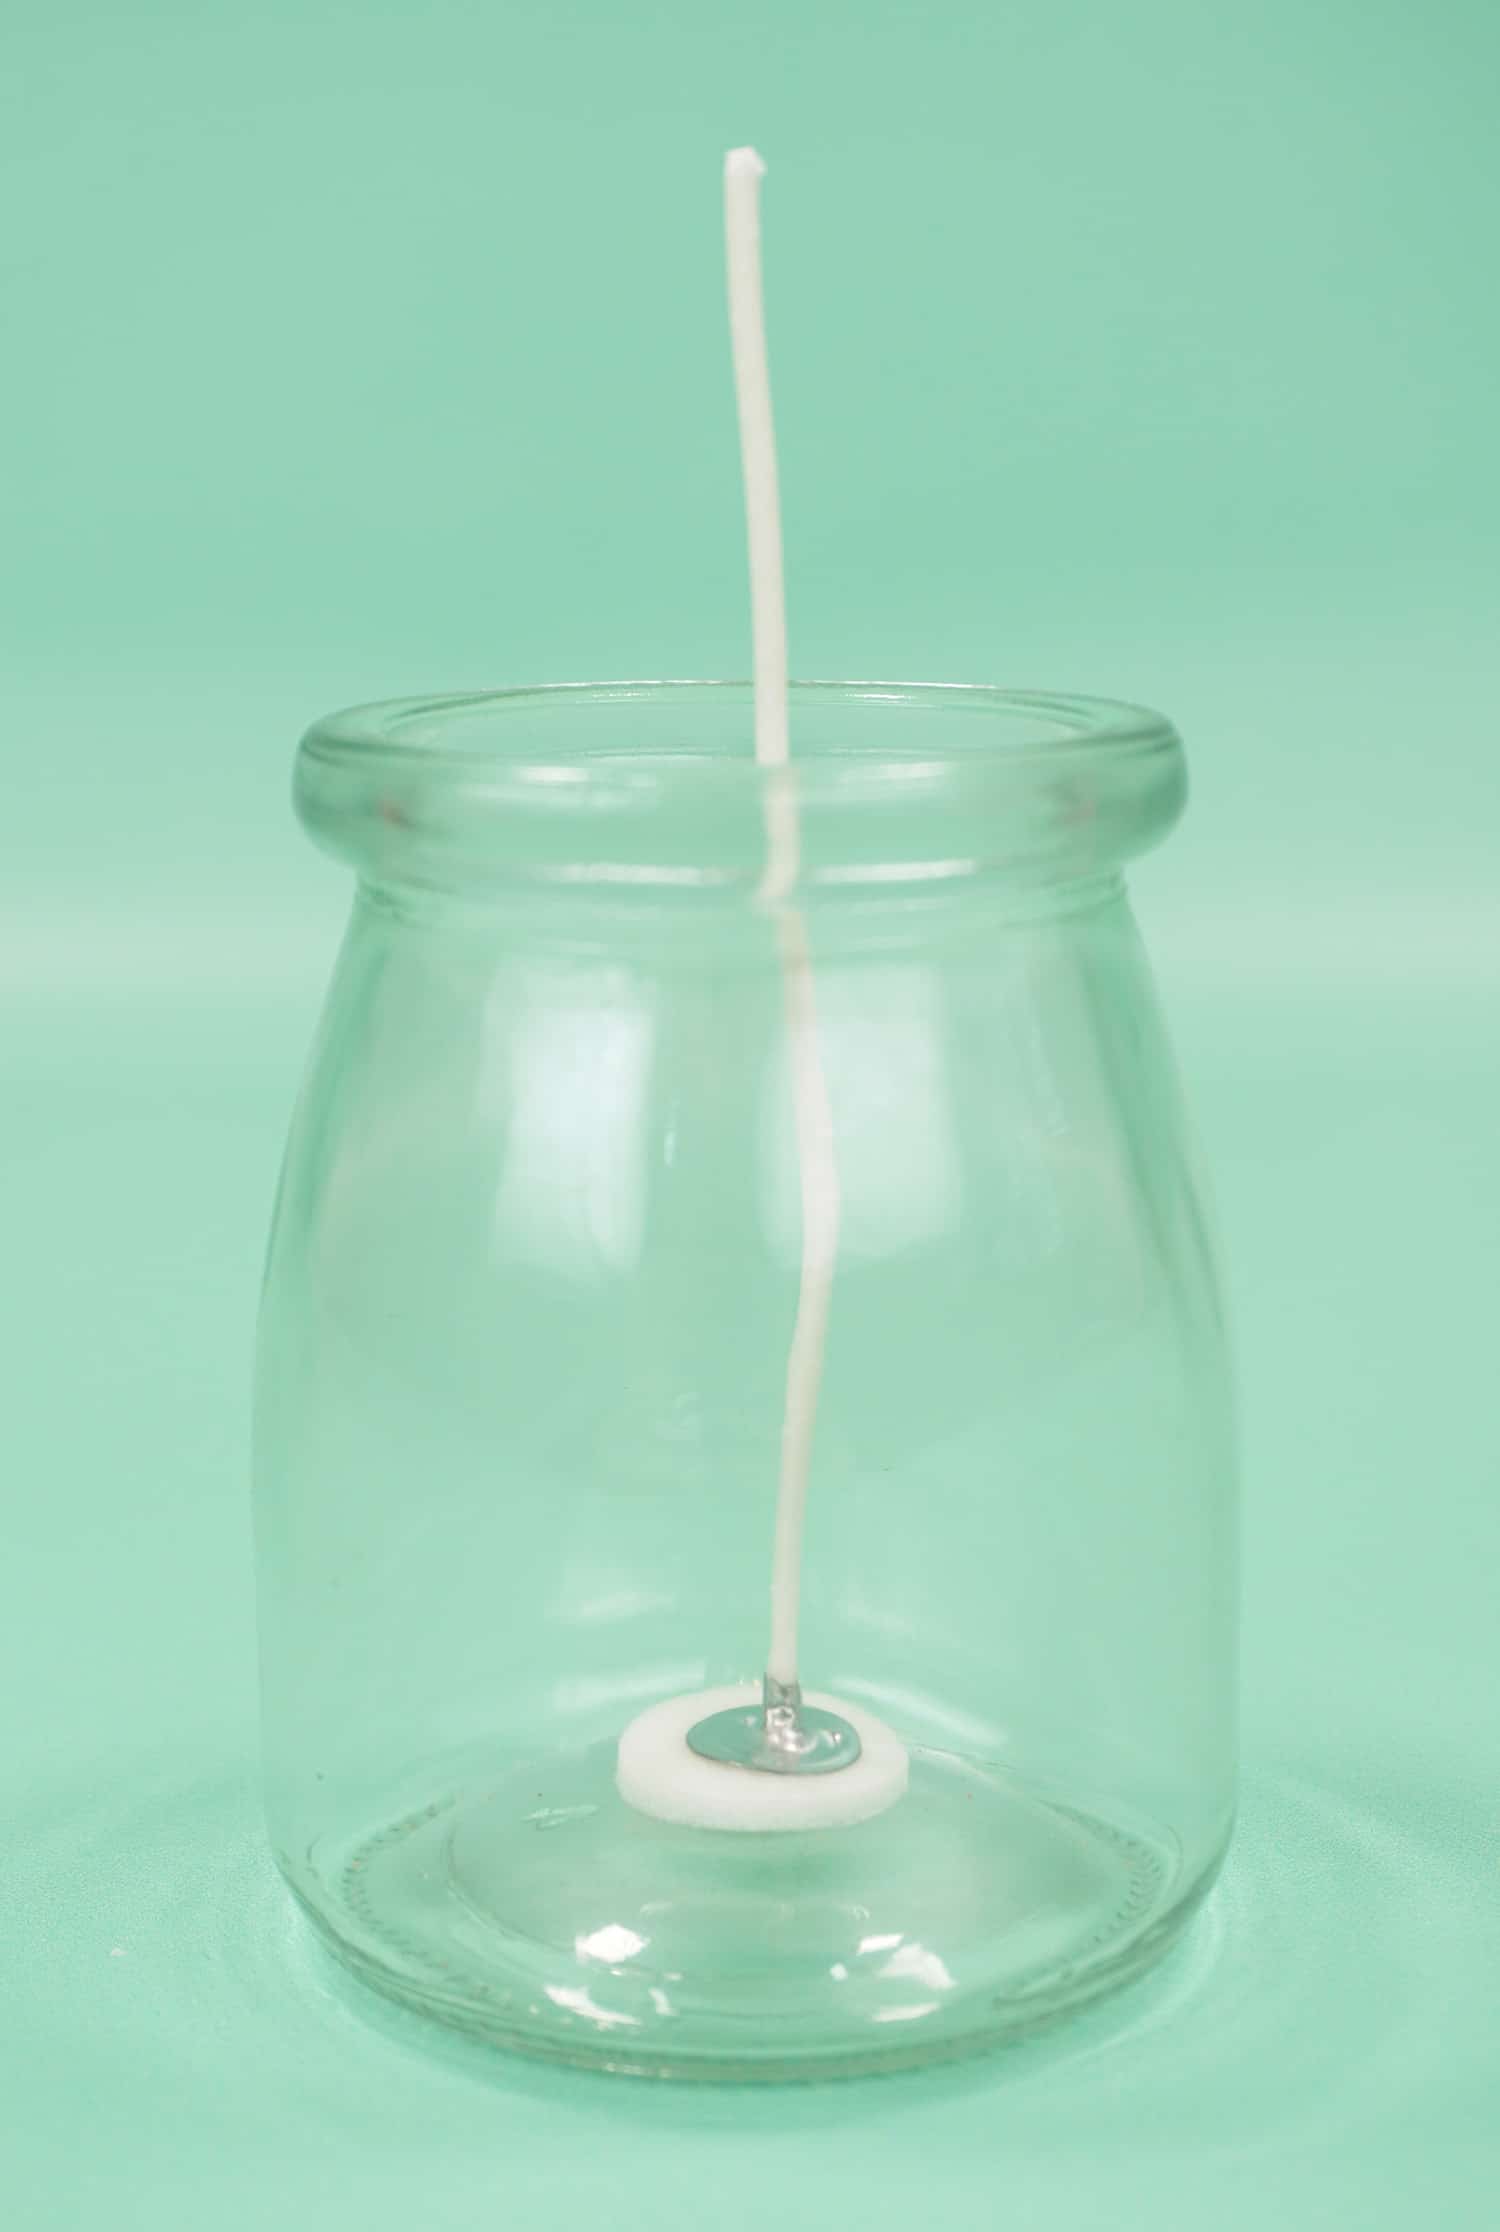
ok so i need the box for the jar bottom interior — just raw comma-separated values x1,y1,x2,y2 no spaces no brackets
280,1735,1220,2079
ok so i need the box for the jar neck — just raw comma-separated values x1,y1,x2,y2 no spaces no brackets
355,864,1131,961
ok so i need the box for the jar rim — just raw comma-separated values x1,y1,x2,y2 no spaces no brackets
304,678,1174,773
296,680,1186,894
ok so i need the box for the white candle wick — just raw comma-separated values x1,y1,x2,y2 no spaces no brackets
614,157,908,1830
724,146,841,1693
724,147,789,778
765,905,841,1685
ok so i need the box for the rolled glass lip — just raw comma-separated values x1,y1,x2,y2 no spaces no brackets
297,680,1186,887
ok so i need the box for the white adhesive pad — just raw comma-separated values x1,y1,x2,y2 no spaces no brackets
616,1683,909,1833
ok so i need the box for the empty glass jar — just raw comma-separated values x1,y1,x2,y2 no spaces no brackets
254,681,1236,2079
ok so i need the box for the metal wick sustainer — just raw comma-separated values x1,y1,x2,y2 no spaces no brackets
685,1674,863,1778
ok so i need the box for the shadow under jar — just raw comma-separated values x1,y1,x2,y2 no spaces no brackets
254,681,1237,2080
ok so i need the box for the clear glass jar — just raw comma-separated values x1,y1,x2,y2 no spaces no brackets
255,681,1236,2079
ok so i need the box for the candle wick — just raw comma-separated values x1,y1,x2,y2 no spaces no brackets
724,147,841,1698
725,145,789,779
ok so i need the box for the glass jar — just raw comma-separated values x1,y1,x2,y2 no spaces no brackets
254,681,1236,2079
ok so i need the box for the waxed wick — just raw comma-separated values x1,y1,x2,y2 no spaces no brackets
724,147,841,1690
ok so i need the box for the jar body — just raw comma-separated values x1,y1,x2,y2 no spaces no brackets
255,686,1235,2077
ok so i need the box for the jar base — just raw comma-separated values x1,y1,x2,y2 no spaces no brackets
285,1733,1204,2080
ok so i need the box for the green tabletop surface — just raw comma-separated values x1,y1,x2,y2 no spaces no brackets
6,0,1497,2222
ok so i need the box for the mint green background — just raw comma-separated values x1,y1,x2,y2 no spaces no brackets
5,0,1497,2222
